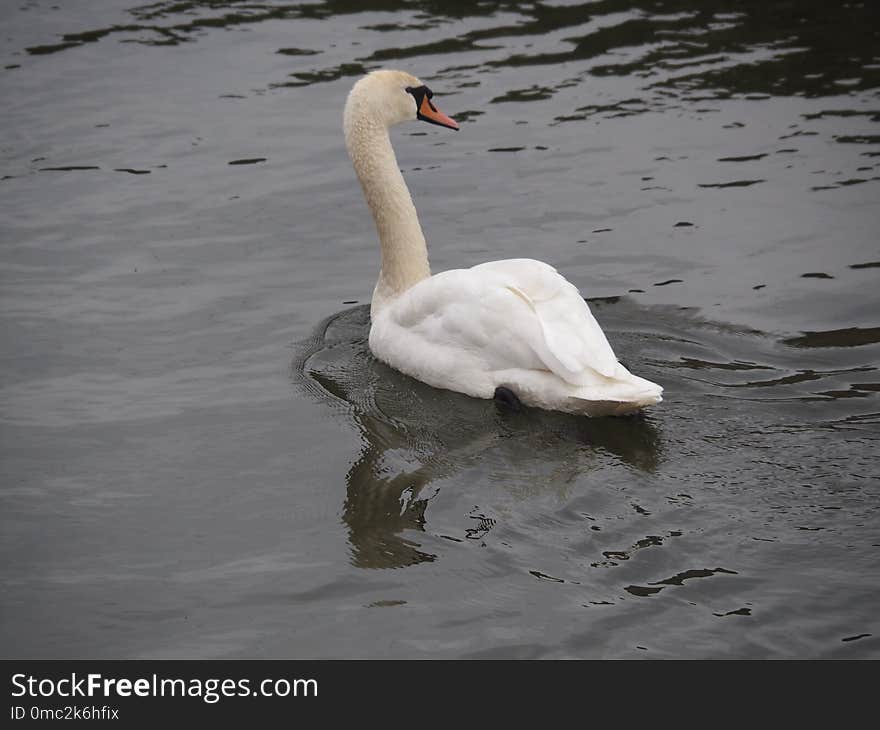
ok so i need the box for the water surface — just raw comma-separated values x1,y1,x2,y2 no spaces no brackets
1,0,878,658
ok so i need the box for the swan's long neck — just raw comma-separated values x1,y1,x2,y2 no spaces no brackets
345,114,430,315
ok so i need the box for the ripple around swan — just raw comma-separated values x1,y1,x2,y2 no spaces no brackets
292,304,664,569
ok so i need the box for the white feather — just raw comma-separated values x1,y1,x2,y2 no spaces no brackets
370,258,662,416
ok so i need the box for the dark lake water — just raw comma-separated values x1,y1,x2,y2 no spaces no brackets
1,0,878,658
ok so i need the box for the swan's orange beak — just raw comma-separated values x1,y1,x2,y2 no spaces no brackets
418,95,459,131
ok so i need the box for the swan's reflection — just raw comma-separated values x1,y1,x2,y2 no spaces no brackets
341,410,437,569
295,306,661,570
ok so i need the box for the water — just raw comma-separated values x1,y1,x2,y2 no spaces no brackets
1,1,878,658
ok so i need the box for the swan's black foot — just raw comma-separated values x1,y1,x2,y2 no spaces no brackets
493,386,523,413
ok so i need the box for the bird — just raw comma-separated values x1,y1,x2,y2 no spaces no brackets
342,69,662,416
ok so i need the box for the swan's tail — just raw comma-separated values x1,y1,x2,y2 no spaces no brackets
566,367,663,417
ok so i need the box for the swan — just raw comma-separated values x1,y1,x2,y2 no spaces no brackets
343,69,662,416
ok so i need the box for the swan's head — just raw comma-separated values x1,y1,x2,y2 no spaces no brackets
344,69,459,132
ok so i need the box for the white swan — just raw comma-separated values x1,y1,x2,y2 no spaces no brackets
343,70,662,416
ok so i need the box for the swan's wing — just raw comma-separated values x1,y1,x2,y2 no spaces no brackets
473,258,620,380
374,258,621,388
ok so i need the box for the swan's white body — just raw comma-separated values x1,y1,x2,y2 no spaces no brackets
344,70,662,416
